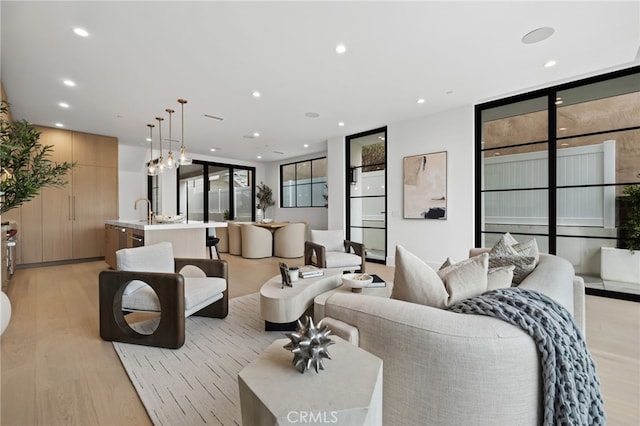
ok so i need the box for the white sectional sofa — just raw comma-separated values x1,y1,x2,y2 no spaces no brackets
323,253,585,426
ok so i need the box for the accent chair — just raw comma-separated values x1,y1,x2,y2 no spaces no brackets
98,242,228,349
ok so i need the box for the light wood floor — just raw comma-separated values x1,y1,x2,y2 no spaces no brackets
1,256,638,425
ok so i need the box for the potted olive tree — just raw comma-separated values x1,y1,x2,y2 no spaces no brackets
1,101,74,214
256,182,275,222
601,176,640,285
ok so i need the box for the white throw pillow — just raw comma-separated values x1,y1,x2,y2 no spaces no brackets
438,253,489,306
310,230,344,253
391,245,448,309
487,265,515,291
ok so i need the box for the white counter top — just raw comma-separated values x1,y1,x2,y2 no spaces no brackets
105,220,227,231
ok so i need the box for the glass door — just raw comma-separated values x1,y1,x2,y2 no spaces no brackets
177,161,255,222
347,127,387,263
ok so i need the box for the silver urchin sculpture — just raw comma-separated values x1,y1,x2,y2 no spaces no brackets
283,316,334,374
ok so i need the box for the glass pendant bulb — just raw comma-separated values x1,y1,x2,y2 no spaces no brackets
155,116,165,173
146,124,157,176
164,108,176,169
177,98,191,165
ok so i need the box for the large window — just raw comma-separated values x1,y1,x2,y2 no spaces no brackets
475,66,640,300
281,157,327,207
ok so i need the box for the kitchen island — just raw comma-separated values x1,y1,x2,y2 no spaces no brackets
104,220,227,268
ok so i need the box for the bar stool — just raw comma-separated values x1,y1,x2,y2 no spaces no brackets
207,236,221,260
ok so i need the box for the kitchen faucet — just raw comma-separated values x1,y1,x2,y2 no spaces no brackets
134,197,153,223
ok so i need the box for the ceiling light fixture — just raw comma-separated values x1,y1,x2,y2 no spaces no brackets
63,79,76,87
59,102,69,108
253,132,260,137
146,124,157,176
164,108,177,169
522,26,554,44
417,98,425,104
257,155,262,159
73,28,89,37
177,99,192,165
303,144,309,148
338,122,345,127
252,91,261,98
336,44,346,54
55,123,64,127
544,60,557,68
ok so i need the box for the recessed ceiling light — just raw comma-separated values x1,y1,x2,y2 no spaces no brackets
257,155,262,159
146,138,152,142
55,123,64,127
417,98,425,104
544,60,557,68
336,44,346,54
253,132,260,137
252,91,261,98
59,102,69,108
303,144,309,148
63,79,76,87
522,26,555,44
73,28,89,37
338,122,345,127
305,112,320,118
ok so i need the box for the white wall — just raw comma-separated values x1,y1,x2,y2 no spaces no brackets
386,105,475,266
327,135,346,231
117,144,149,220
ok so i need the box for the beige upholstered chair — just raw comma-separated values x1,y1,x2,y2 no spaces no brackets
98,242,228,349
227,221,243,255
215,226,229,253
273,222,306,258
304,229,365,272
240,223,273,259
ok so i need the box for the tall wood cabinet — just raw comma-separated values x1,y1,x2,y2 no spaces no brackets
7,127,118,265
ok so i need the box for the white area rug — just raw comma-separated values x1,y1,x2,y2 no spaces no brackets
113,293,282,426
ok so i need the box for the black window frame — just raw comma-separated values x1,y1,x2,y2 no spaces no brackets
475,65,640,302
280,156,327,208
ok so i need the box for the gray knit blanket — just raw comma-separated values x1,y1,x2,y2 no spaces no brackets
449,288,605,426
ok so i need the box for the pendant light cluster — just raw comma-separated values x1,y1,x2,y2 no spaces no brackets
147,98,192,176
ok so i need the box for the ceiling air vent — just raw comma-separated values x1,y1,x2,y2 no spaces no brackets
203,114,224,121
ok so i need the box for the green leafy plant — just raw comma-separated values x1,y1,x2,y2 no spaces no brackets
223,209,230,220
621,176,640,253
1,100,74,214
256,182,275,218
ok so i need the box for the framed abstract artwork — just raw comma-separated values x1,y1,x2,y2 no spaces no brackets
403,151,447,219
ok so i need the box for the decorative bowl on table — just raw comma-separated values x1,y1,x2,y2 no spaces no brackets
261,218,273,223
341,273,373,293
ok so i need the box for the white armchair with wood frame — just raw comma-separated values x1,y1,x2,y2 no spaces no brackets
304,230,365,273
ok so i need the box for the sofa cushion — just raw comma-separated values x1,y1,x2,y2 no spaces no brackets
489,234,536,284
437,253,489,305
311,230,344,252
325,252,362,269
513,238,540,266
487,265,515,290
117,242,174,295
391,245,448,308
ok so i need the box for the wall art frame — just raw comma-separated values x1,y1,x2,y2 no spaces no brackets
403,151,447,219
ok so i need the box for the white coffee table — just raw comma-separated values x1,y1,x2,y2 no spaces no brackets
238,337,383,426
313,279,393,322
260,269,343,330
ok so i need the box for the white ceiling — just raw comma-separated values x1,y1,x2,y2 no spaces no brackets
1,1,639,163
